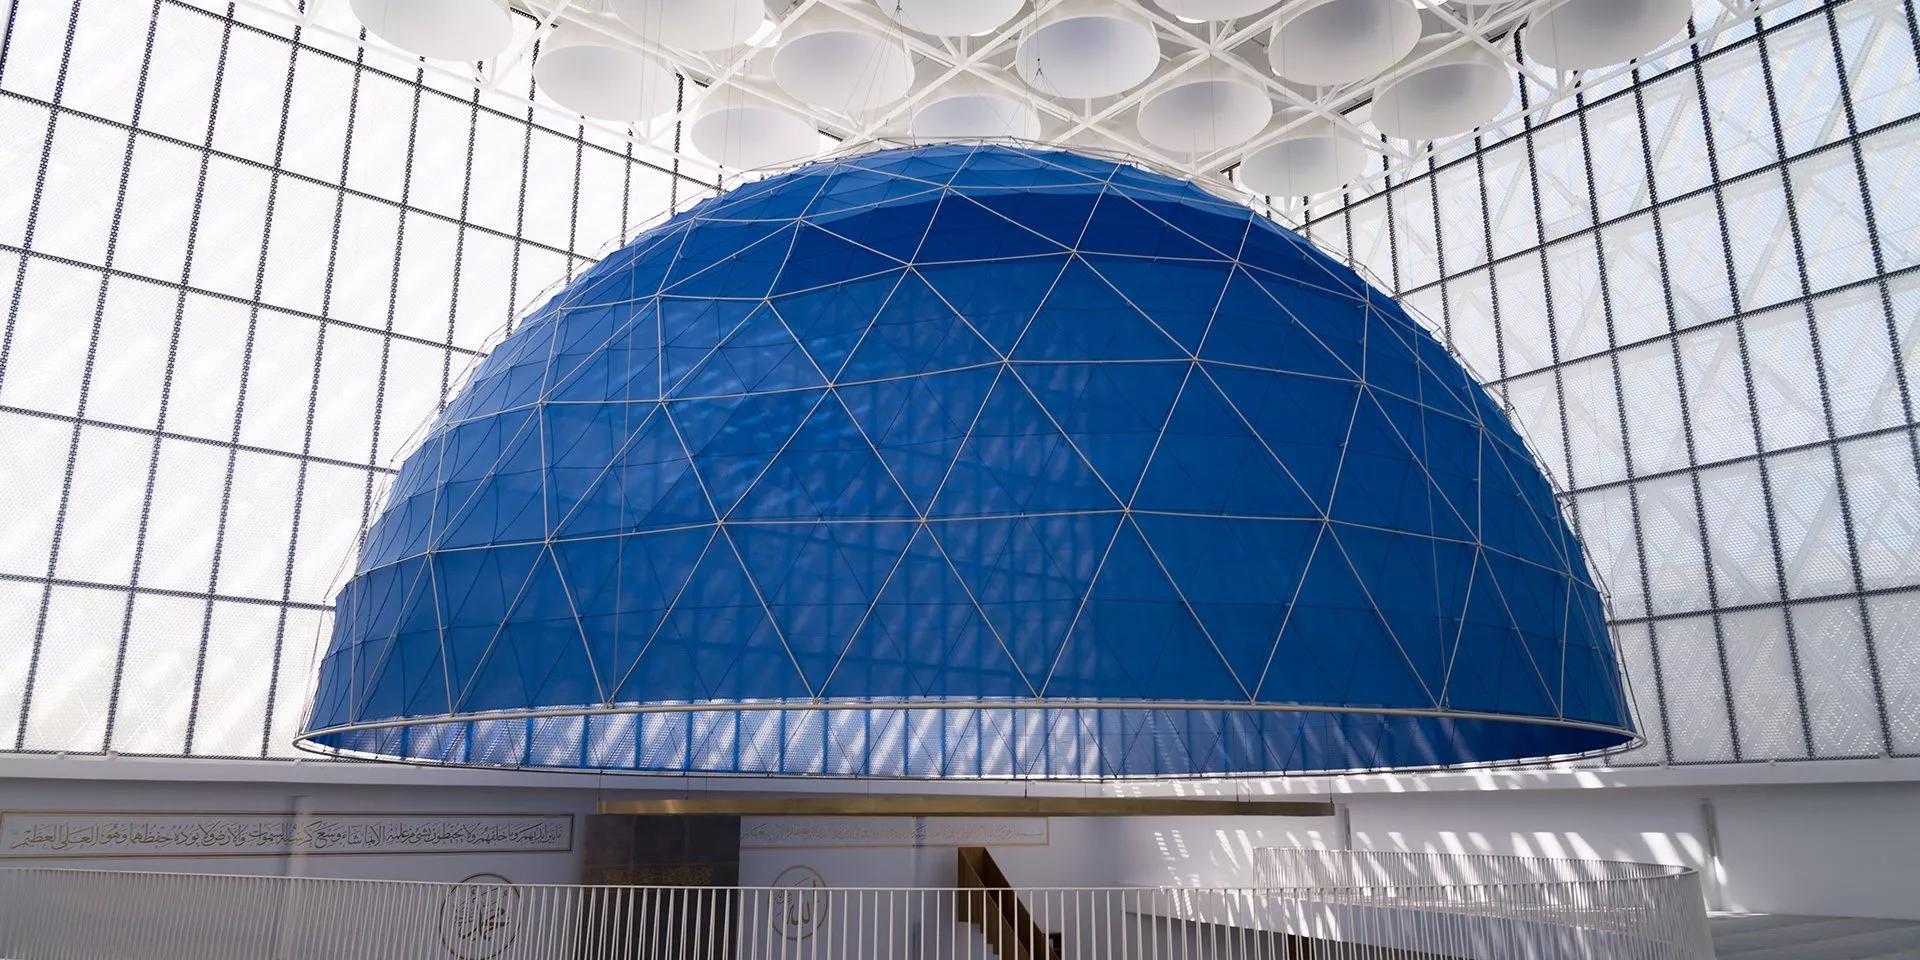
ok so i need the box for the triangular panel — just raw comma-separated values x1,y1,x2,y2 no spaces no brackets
662,219,794,299
546,300,664,403
1327,524,1474,699
457,548,599,713
916,192,1076,262
1132,375,1320,517
840,269,1000,380
770,270,907,378
553,527,717,701
837,366,999,513
1133,514,1321,691
1444,551,1558,717
830,526,1031,700
776,222,905,294
930,373,1122,517
934,512,1123,688
671,389,824,517
659,297,765,392
1200,269,1359,379
1014,361,1188,497
1081,255,1231,352
553,403,713,538
614,538,813,703
1203,363,1360,512
730,521,917,691
918,255,1069,355
1044,522,1244,701
1012,258,1190,362
730,394,920,521
1077,191,1233,261
1258,540,1435,709
672,303,827,398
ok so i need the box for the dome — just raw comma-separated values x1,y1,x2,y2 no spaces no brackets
300,144,1634,778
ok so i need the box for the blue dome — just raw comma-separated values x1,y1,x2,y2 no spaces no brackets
301,145,1634,777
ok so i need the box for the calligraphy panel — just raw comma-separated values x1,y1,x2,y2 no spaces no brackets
0,812,574,858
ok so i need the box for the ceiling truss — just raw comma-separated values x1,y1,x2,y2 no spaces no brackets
245,0,1789,220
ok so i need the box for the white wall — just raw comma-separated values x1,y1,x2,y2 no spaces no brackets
736,814,1340,890
4,755,1916,920
1321,782,1920,920
1708,782,1920,919
736,781,1920,921
0,773,593,885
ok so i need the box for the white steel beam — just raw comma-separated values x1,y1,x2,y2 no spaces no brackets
239,0,1797,207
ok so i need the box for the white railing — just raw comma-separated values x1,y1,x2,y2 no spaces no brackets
1254,848,1716,958
0,853,1713,960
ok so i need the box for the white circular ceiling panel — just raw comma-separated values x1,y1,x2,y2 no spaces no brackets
1372,38,1512,140
1151,0,1281,19
691,86,822,171
773,19,916,114
875,0,1023,37
913,70,1044,141
1526,0,1693,70
535,22,678,122
1016,1,1161,100
612,0,766,52
1136,69,1272,157
349,0,512,62
1267,0,1421,87
1238,114,1370,197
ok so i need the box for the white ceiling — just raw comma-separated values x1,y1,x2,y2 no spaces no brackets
251,0,1789,212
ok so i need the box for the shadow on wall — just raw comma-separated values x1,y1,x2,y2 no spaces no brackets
1105,817,1704,890
1082,767,1715,891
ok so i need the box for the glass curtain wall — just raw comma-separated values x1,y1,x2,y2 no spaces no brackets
3,0,1915,772
1301,0,1920,764
0,0,707,758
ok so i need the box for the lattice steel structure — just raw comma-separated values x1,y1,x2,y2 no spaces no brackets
1303,0,1920,764
2,0,1912,779
0,0,711,758
300,144,1634,777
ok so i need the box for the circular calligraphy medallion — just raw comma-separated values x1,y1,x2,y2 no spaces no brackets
770,865,826,941
438,872,518,960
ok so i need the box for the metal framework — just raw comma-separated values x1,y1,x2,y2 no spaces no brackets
1,0,1912,776
1300,0,1920,764
240,0,1798,206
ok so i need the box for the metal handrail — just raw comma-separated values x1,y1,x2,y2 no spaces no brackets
0,853,1715,960
1251,848,1694,887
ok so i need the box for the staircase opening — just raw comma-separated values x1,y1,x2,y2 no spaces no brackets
957,846,1062,960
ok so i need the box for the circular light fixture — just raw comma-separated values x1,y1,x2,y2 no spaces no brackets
611,0,766,52
1238,112,1370,197
1136,66,1272,157
690,86,821,170
1016,0,1161,100
535,22,677,122
1151,0,1281,18
1526,0,1692,70
773,17,916,114
913,69,1044,141
1267,0,1421,87
875,0,1022,37
349,0,512,62
1372,30,1512,140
